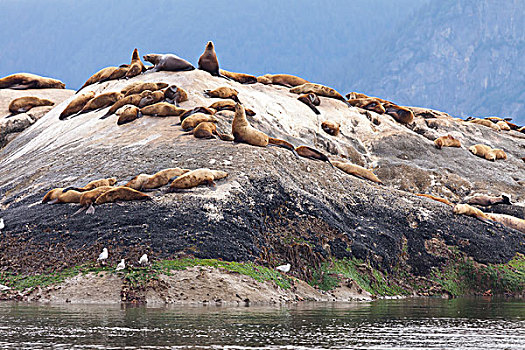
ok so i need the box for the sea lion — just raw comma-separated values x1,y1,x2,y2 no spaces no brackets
168,168,228,191
298,93,321,114
466,194,511,206
492,148,507,160
143,53,195,72
94,187,151,204
453,203,491,223
125,167,190,190
75,186,115,215
204,87,239,102
125,48,147,79
232,103,295,152
290,83,346,102
518,126,525,133
192,121,234,141
62,177,117,193
198,41,228,79
220,69,257,84
141,102,186,117
77,67,119,93
59,92,96,120
345,92,370,100
135,90,165,108
123,82,168,96
101,90,156,119
0,73,65,90
434,135,461,149
116,105,142,125
467,118,501,131
496,121,511,131
485,213,525,233
295,146,333,167
179,107,216,122
415,193,454,206
347,98,386,114
181,113,218,131
208,100,255,116
257,74,309,87
100,65,130,82
468,144,497,161
332,160,382,184
79,92,123,114
8,96,54,114
383,102,414,124
164,85,188,105
42,188,82,204
321,121,340,136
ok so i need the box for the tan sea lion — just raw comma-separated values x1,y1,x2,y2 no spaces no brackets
295,146,333,167
125,48,147,79
101,90,155,119
168,168,228,191
143,53,195,72
77,67,119,93
42,188,82,204
75,186,115,215
181,113,218,130
434,135,461,149
100,65,130,82
140,102,186,117
415,193,454,206
467,118,501,131
8,96,54,114
79,92,123,114
125,167,190,190
116,105,142,125
42,188,65,203
257,74,309,87
468,144,495,161
94,187,151,204
485,213,525,233
321,121,340,136
164,85,188,105
383,102,414,124
220,69,257,84
204,87,239,102
466,194,511,206
492,148,507,160
496,121,511,131
179,107,216,122
0,73,65,90
136,90,165,108
208,100,255,116
62,177,117,193
290,83,346,102
345,92,370,100
198,41,228,79
332,160,382,184
298,93,321,114
123,82,168,97
453,203,491,223
192,121,234,141
59,92,96,120
347,98,386,114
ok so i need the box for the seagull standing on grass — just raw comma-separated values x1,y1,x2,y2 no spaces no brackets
139,254,148,265
97,248,108,264
116,259,126,271
276,263,291,273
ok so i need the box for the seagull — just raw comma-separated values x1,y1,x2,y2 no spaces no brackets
139,254,148,265
0,218,4,231
97,248,108,262
276,263,291,273
116,259,126,271
0,284,10,291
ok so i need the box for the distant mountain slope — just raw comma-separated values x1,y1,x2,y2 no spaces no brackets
351,0,525,122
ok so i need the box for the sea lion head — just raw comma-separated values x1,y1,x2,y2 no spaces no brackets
206,41,214,50
132,48,140,61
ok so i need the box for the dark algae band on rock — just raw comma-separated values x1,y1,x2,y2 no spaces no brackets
0,52,524,303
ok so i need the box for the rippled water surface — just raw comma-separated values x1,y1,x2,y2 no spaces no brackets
0,298,524,349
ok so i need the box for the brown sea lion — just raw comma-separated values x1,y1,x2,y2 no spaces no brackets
204,87,239,102
62,177,117,193
164,85,188,105
116,105,142,125
298,93,321,114
74,186,115,215
257,74,309,87
485,213,525,233
290,83,346,102
168,168,228,191
59,92,96,120
496,121,511,131
143,53,195,72
321,121,340,136
345,92,370,100
42,188,82,204
434,135,461,149
467,118,501,131
192,121,234,141
8,96,54,114
181,113,218,131
332,160,382,184
415,193,454,206
79,92,123,114
383,102,414,124
295,146,333,167
125,48,147,79
136,90,165,108
100,65,130,82
198,41,229,79
140,102,186,117
123,82,168,96
0,73,65,90
94,187,151,204
208,100,255,116
42,188,65,203
492,148,507,160
179,107,216,122
347,98,386,114
453,203,491,223
518,126,525,133
466,194,511,206
77,67,119,93
468,144,496,161
125,167,190,190
220,69,257,84
101,90,155,119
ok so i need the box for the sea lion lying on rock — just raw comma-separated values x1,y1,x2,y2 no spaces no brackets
332,160,382,184
94,187,151,204
62,177,117,193
257,74,309,87
168,168,228,191
465,194,511,206
434,135,461,149
0,73,65,90
59,92,96,120
204,87,239,102
125,168,190,190
290,83,346,102
8,96,54,115
220,69,257,84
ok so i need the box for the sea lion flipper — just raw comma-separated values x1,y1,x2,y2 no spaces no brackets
85,204,95,215
72,205,88,217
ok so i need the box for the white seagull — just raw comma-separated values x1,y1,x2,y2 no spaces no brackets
0,218,4,231
0,284,10,291
116,259,126,271
139,254,148,265
276,263,291,273
97,248,108,262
